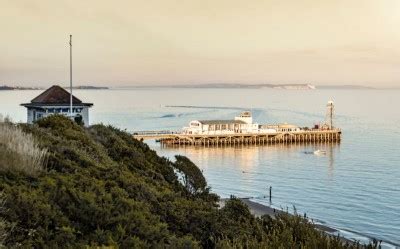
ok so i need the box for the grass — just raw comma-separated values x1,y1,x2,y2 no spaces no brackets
0,115,47,177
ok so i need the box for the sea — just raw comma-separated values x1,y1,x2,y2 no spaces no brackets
1,87,399,247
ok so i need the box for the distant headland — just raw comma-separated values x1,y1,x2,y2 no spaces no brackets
2,83,390,91
128,83,317,90
317,85,375,90
125,83,380,90
63,85,109,90
0,85,43,91
0,85,109,91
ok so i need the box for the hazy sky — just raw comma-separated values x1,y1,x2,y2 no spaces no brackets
1,0,400,87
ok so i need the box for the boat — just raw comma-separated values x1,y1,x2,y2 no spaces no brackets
313,150,326,155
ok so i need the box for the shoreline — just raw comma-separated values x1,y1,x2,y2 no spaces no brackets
219,198,397,248
219,198,338,234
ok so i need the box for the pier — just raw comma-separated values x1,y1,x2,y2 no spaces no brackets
133,101,341,146
133,129,341,146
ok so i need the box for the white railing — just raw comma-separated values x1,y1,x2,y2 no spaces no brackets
133,128,341,136
132,130,179,136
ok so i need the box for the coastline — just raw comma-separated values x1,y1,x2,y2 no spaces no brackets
219,198,397,248
219,198,338,234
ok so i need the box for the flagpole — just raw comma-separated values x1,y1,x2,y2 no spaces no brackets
69,35,73,116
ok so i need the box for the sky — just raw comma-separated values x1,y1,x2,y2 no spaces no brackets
1,0,400,87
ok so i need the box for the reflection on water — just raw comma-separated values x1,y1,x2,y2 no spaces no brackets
328,144,335,178
159,142,340,178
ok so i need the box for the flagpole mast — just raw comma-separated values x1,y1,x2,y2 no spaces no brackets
69,35,73,116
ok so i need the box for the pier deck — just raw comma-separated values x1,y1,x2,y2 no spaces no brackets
133,129,341,146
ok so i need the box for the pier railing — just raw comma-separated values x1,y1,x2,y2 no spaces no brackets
132,130,179,135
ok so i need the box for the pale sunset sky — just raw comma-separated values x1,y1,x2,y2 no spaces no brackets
1,0,400,87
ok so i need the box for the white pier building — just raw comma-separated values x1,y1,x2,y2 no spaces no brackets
183,111,293,135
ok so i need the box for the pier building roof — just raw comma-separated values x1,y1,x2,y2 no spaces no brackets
197,120,247,125
21,85,93,107
277,124,298,128
262,123,298,127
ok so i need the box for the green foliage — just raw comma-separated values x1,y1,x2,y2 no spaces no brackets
0,192,10,247
74,115,84,126
173,155,207,195
0,115,375,248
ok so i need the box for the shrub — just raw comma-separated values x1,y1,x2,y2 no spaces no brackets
0,118,47,177
173,155,207,195
0,192,8,247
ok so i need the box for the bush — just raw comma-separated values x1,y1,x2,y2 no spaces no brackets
0,192,9,247
173,155,207,195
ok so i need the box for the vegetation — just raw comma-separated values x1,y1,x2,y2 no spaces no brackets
0,192,9,248
0,115,376,248
0,116,47,177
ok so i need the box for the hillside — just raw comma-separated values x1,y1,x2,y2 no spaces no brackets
0,116,374,248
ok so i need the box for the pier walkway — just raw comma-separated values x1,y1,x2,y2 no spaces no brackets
133,129,341,146
132,130,178,140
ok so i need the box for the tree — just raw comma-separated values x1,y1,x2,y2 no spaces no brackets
173,155,207,195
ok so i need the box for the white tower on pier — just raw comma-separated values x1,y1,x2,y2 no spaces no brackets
235,111,253,124
326,100,334,130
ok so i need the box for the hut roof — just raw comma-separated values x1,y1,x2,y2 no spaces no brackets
21,85,93,107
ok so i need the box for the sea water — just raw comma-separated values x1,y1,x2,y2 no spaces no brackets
1,88,399,246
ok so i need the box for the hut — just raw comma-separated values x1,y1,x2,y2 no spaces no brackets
21,85,93,126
